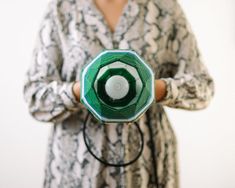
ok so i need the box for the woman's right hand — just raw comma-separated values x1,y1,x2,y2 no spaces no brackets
72,82,81,102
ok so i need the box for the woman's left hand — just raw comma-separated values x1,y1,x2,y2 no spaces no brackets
155,80,167,102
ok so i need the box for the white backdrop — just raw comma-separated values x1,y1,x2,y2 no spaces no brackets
0,0,234,187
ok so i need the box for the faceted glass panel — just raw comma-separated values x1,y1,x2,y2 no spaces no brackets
80,50,154,123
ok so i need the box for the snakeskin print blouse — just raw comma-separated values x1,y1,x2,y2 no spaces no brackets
23,0,214,187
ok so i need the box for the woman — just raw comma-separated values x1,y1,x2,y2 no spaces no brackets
23,0,214,187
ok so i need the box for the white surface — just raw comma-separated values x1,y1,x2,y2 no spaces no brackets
105,75,129,99
0,0,234,188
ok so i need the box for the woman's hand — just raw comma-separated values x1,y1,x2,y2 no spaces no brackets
72,82,81,102
155,80,167,102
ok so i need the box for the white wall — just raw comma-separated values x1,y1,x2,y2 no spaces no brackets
0,0,234,188
169,0,235,187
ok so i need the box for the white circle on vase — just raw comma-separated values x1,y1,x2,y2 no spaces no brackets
105,75,130,100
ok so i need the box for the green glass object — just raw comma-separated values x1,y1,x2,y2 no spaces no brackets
80,50,155,123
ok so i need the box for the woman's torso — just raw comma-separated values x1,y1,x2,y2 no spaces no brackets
43,0,180,187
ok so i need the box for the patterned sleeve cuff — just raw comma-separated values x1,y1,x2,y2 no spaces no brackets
60,82,84,111
157,78,179,106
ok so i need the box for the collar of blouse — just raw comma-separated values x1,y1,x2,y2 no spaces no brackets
79,0,143,49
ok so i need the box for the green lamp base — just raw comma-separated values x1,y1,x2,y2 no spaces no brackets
80,50,155,123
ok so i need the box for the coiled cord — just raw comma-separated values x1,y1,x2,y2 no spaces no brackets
83,111,144,167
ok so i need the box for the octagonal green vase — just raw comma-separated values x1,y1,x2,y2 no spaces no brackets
80,50,155,123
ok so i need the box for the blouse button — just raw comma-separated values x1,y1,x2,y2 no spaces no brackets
113,41,119,49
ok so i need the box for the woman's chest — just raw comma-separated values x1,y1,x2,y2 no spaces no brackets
58,0,179,81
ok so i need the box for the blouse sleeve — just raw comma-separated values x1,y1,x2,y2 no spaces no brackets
158,0,215,110
23,0,83,123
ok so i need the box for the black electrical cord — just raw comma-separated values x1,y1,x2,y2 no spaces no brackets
83,111,144,167
146,109,159,187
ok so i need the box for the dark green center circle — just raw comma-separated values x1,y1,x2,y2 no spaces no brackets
97,68,136,107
